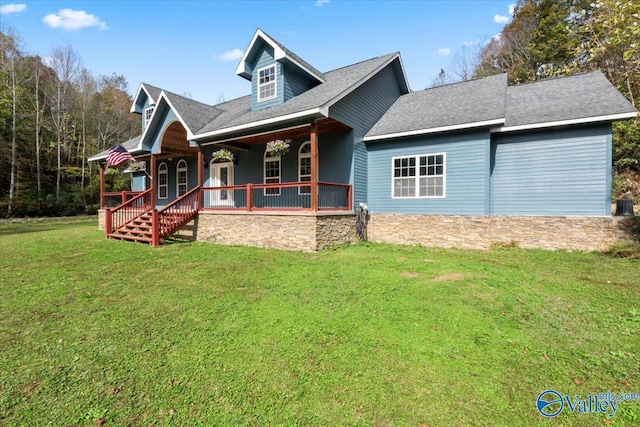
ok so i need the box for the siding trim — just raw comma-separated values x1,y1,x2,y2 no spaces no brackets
493,112,637,133
365,118,504,141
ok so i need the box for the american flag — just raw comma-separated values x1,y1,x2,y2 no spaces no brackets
106,144,133,166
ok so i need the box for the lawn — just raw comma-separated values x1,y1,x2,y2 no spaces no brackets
0,217,639,426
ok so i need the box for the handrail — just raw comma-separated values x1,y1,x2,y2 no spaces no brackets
102,191,143,208
155,185,201,242
201,181,352,211
105,189,152,234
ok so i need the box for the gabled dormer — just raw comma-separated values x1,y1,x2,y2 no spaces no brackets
236,29,325,111
131,83,163,132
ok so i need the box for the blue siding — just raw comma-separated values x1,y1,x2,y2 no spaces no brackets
368,130,490,215
131,172,147,192
283,64,317,102
329,59,406,209
153,156,199,208
490,125,612,216
251,49,284,110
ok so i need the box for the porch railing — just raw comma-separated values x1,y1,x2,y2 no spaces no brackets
105,189,152,234
201,182,352,211
153,185,201,245
101,191,144,209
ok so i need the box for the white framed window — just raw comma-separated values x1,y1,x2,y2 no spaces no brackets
144,106,154,127
257,64,277,102
176,159,188,197
392,153,445,198
298,141,311,195
264,150,281,196
158,162,168,199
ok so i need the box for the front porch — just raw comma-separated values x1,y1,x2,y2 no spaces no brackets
97,118,358,248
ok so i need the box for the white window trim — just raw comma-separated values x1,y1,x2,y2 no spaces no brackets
264,150,281,196
144,105,154,127
391,153,446,199
176,159,188,197
158,162,168,199
298,141,311,195
257,64,277,102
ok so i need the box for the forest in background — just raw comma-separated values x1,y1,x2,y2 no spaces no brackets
1,0,639,218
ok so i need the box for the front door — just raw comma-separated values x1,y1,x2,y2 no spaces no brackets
210,161,234,206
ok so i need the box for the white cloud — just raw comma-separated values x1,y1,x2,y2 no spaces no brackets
216,48,244,62
316,0,330,7
42,56,54,67
508,3,516,15
42,9,108,31
437,48,451,56
463,39,480,46
493,14,510,23
0,3,26,15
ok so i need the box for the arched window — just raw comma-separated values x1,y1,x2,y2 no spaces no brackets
158,162,168,199
264,150,281,195
298,141,311,195
176,159,188,197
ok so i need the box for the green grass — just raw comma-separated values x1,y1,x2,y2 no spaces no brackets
1,217,639,426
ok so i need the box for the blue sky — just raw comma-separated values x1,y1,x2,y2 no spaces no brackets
1,0,515,104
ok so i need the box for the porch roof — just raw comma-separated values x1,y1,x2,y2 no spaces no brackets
87,135,146,162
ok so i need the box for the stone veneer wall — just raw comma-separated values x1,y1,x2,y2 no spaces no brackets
97,210,105,231
368,214,637,251
197,212,358,252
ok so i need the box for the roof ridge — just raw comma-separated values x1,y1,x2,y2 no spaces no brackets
324,52,397,74
509,70,602,87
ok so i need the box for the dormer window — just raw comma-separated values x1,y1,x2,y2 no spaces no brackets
144,106,154,127
257,65,276,102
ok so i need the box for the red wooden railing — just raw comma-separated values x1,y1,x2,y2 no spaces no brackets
200,182,352,211
101,191,144,209
104,189,152,235
152,185,201,245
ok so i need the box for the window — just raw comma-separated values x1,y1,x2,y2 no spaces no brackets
264,150,281,195
257,65,276,102
144,106,154,127
176,159,188,197
298,141,311,195
158,162,168,199
392,153,445,198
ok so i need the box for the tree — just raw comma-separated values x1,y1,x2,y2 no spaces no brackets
46,43,82,201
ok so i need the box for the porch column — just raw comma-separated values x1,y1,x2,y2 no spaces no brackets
99,163,105,209
310,121,319,211
197,147,204,209
150,154,156,208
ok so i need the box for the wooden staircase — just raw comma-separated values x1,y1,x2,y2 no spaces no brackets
105,186,201,246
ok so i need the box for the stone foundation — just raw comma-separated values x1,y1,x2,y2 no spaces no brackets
196,211,358,252
368,214,638,251
98,209,105,231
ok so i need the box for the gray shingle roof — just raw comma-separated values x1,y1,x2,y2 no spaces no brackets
141,83,162,103
196,53,399,137
366,74,508,138
162,91,223,134
505,71,637,127
260,29,325,82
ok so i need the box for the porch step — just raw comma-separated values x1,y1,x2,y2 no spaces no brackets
107,232,153,243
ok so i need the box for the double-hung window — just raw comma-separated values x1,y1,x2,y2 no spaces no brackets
158,162,168,199
257,65,276,102
264,151,281,195
392,153,445,198
298,142,311,195
176,160,188,197
144,106,154,127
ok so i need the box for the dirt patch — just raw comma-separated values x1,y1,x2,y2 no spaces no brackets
400,272,420,278
431,273,465,282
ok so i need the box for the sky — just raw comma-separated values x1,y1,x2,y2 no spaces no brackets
1,0,515,104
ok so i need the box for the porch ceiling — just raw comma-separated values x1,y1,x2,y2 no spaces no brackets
212,118,351,151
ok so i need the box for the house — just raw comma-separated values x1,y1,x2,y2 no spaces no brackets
89,29,637,251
